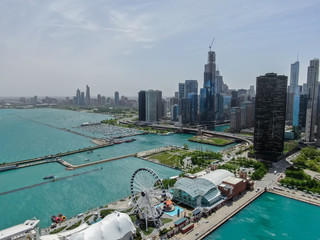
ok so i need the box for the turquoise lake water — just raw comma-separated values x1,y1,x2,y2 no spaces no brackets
215,124,230,132
205,192,320,240
0,109,234,229
1,108,318,239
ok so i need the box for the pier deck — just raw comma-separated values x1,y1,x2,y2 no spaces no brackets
0,143,112,172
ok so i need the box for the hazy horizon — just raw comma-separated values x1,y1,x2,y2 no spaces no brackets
1,0,319,97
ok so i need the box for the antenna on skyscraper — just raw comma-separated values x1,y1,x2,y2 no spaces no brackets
209,37,215,51
297,52,299,61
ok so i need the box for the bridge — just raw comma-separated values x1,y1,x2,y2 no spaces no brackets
150,124,253,145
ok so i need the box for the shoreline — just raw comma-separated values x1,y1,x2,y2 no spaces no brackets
189,189,320,240
267,189,320,207
195,190,265,240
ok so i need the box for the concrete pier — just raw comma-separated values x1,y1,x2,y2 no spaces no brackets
61,154,135,170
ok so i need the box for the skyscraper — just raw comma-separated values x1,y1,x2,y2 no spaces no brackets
184,80,198,98
114,91,119,106
75,89,81,105
305,59,319,142
215,70,223,94
287,61,300,124
188,93,198,124
138,90,146,121
155,90,163,120
171,104,179,122
200,50,216,128
146,90,157,122
254,73,287,158
289,61,299,94
215,70,225,121
178,83,185,100
230,107,241,132
145,90,162,122
178,80,198,125
80,92,85,106
298,94,308,130
85,85,91,106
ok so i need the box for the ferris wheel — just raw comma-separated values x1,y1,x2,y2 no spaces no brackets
130,168,167,229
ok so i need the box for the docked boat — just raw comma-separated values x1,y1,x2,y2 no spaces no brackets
51,214,67,223
43,175,54,180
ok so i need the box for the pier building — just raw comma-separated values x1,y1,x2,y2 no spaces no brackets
0,218,40,240
172,170,233,209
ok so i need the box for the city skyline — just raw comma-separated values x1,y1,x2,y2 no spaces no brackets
1,0,320,97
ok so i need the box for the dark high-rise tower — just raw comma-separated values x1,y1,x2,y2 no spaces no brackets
200,50,216,128
138,90,146,121
254,73,287,158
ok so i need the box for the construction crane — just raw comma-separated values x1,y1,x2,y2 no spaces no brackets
209,37,215,51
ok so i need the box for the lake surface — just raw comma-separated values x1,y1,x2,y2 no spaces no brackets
215,124,230,132
205,192,320,240
0,108,234,229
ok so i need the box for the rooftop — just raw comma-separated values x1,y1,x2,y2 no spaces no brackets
174,217,188,226
223,176,244,185
174,177,217,198
0,219,39,239
200,169,234,186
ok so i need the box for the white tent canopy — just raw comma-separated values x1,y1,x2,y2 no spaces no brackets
67,212,135,240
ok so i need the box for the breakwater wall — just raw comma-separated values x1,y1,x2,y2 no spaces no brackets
0,168,102,196
0,144,112,172
63,154,135,170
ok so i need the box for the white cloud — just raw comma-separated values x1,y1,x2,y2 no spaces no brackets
0,0,319,96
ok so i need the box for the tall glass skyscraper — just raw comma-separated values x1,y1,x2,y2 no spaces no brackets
184,80,198,98
289,61,299,94
200,50,216,128
287,61,300,125
292,95,300,127
188,93,198,124
305,59,319,142
85,85,91,106
114,91,119,106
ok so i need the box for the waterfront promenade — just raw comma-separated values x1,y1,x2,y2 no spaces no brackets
174,189,265,240
268,188,320,207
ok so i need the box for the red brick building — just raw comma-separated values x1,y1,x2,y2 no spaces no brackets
218,176,249,200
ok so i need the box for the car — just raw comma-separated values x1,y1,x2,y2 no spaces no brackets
51,223,57,229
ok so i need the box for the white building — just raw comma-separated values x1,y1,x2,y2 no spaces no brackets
0,218,40,240
67,212,135,240
41,212,135,240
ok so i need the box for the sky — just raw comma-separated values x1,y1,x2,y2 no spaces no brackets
0,0,320,98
